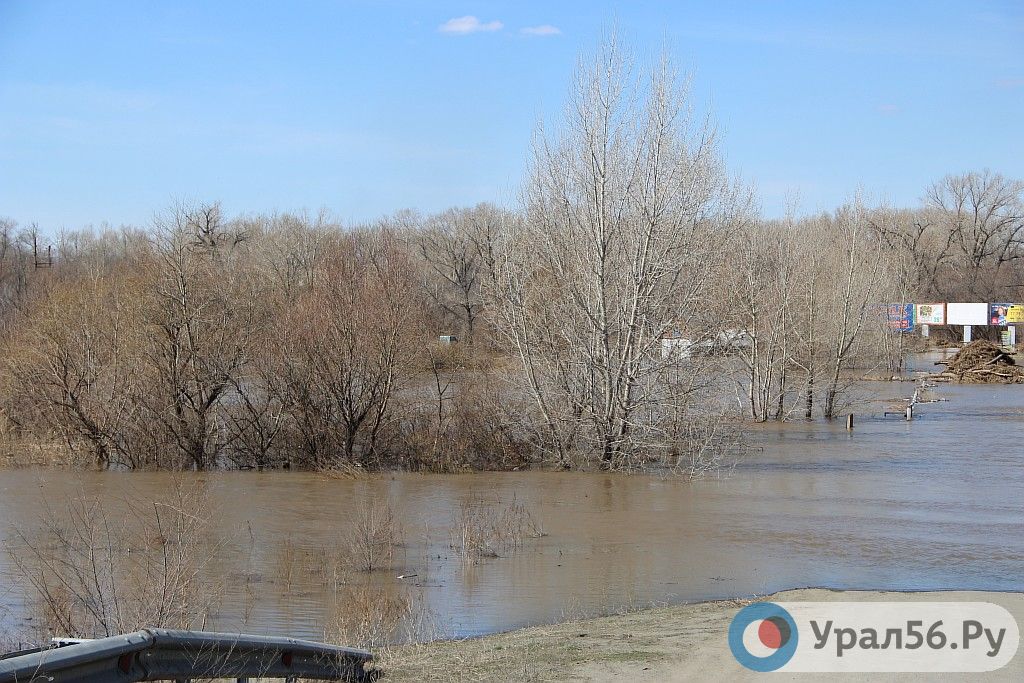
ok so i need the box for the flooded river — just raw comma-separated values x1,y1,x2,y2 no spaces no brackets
2,355,1023,640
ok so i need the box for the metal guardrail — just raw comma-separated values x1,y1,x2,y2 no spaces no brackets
0,629,373,683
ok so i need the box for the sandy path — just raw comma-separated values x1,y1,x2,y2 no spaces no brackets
378,589,1024,682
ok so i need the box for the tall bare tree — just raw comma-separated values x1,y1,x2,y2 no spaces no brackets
279,227,421,468
927,170,1024,299
488,35,746,469
140,202,262,469
724,220,796,421
819,202,892,418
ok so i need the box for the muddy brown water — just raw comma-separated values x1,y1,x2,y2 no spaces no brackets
1,352,1023,640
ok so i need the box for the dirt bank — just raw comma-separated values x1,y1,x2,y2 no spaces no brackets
377,588,1024,682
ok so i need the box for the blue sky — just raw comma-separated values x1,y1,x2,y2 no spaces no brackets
1,1,1022,231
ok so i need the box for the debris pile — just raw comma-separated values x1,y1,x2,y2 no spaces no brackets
935,341,1024,384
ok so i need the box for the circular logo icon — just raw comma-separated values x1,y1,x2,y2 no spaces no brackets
728,602,798,672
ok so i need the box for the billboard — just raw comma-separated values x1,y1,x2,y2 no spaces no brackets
946,302,988,326
915,303,945,325
883,303,914,332
991,303,1024,326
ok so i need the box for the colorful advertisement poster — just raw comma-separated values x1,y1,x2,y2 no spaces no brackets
884,303,914,332
915,303,945,325
991,303,1024,326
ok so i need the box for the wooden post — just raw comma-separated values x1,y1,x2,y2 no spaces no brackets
905,405,913,421
846,414,854,431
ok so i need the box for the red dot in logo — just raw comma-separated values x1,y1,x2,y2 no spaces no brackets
758,619,783,649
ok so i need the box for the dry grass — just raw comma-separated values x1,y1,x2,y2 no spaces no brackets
448,497,545,564
272,536,301,591
345,500,404,572
323,584,429,651
269,501,403,598
0,432,84,468
5,484,219,639
375,608,676,682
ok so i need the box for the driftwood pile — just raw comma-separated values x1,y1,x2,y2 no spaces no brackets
934,341,1024,384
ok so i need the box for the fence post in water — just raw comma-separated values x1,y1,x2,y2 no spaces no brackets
846,414,854,431
905,405,913,421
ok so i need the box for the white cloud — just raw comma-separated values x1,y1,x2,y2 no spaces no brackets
521,24,561,37
438,16,503,35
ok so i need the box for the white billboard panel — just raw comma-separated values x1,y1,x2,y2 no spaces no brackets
946,302,989,326
915,303,945,325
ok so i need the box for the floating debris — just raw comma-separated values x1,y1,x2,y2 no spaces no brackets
934,341,1024,384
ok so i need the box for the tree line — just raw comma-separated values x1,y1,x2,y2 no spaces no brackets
1,39,1021,471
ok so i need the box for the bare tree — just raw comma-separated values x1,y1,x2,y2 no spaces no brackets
488,35,746,469
7,273,146,467
250,210,334,302
139,201,263,469
0,218,36,327
927,170,1024,299
8,486,216,638
820,201,892,418
416,204,505,345
724,220,796,422
871,207,953,299
279,227,422,468
720,204,899,421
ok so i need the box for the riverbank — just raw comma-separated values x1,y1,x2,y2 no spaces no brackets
377,588,1024,681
